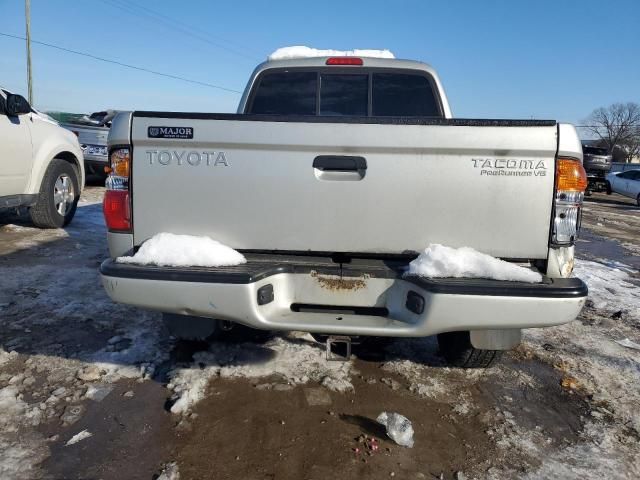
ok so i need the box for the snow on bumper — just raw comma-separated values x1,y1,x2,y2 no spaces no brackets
99,258,587,337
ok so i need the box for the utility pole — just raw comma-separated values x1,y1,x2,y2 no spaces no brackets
25,0,33,104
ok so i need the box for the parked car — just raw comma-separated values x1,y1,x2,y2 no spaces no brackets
0,88,84,227
61,110,118,179
99,52,588,368
582,144,612,194
606,169,640,205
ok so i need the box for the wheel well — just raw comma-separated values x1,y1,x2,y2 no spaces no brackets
54,151,84,187
55,151,81,175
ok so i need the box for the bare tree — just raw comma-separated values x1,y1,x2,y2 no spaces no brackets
620,125,640,162
583,102,640,162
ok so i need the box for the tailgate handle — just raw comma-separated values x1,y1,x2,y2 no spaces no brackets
313,155,367,172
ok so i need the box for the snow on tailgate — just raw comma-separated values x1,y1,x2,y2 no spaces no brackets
406,244,543,283
117,233,246,268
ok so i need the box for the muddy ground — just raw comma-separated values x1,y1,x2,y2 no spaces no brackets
0,185,639,480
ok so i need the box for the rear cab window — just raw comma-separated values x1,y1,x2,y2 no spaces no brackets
249,72,317,115
248,69,443,117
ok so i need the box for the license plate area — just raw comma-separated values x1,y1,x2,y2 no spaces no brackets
82,144,108,156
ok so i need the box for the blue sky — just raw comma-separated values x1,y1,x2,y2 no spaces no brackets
1,0,639,126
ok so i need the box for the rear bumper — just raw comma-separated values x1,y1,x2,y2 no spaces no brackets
584,164,611,174
84,155,108,164
99,255,587,337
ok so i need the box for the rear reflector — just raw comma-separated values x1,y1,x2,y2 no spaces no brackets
557,157,588,192
326,57,363,66
552,157,587,244
103,190,131,231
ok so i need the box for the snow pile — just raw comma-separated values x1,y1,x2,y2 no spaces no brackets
269,46,395,61
168,334,353,414
117,233,246,268
406,244,543,283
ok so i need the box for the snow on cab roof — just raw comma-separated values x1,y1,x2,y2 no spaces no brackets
268,46,395,61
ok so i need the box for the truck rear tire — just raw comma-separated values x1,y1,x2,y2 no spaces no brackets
29,159,80,228
437,331,502,368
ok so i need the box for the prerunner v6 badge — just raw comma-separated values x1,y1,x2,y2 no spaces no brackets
147,126,194,139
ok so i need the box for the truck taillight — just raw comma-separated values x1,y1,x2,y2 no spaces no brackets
557,158,588,192
326,57,363,65
103,147,132,232
552,157,587,244
110,148,130,178
103,190,131,231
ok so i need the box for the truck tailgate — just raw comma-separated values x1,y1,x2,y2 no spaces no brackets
130,114,557,259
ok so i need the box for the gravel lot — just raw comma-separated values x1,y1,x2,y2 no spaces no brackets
0,184,639,480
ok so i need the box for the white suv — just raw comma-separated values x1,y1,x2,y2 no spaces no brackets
0,88,84,228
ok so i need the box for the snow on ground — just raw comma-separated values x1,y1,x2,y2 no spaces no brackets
65,430,92,446
157,462,180,480
407,244,543,283
386,256,640,478
485,258,640,479
0,195,171,477
0,383,49,479
1,187,639,478
269,45,395,60
573,259,640,319
168,333,352,414
0,431,49,480
117,232,246,267
1,223,68,253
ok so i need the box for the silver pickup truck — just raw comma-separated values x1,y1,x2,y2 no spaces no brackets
99,55,588,367
62,111,118,178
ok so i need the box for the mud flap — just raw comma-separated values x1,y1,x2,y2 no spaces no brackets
470,329,522,350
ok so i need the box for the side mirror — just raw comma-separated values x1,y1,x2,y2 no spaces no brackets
5,94,32,116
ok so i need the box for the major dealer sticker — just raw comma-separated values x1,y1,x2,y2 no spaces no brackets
148,126,194,139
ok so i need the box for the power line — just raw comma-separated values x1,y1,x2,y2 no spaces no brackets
99,0,260,62
0,32,242,94
106,0,262,58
